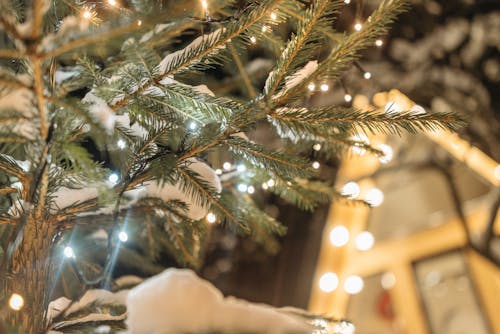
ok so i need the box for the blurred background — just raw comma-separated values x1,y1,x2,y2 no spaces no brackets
196,1,500,333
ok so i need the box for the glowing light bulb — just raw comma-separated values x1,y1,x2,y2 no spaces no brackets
262,182,269,190
363,71,372,79
307,82,316,91
206,212,216,223
118,231,128,242
266,179,275,187
223,162,232,170
9,293,24,311
329,226,349,247
313,143,322,151
261,25,268,33
215,169,222,175
237,164,246,172
137,20,142,26
354,22,362,31
201,0,208,10
365,188,384,207
312,161,320,169
344,275,364,294
237,184,248,192
108,173,119,185
82,10,92,20
381,272,396,290
378,144,393,164
375,39,383,47
355,231,375,251
189,122,198,130
319,272,339,292
247,185,255,194
341,181,360,198
250,36,257,44
344,94,352,103
117,139,126,149
107,0,117,6
64,246,75,258
344,0,351,4
320,83,329,92
270,12,277,20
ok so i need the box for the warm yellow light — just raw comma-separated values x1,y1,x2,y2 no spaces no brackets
494,165,500,180
201,0,208,10
82,10,92,20
261,25,268,32
365,188,384,207
341,181,360,199
344,94,352,102
137,20,142,27
307,82,316,91
344,275,364,294
270,12,277,20
9,293,24,311
206,212,216,223
107,0,118,6
329,226,349,247
312,161,320,169
250,36,257,44
355,231,375,251
319,272,339,292
344,0,351,4
354,22,362,31
375,39,383,47
320,83,329,92
313,143,322,151
215,169,222,175
363,71,372,79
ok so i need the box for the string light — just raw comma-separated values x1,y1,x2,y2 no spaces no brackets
354,22,362,31
237,184,248,192
270,12,277,20
378,144,393,164
261,25,269,33
494,165,500,180
320,83,329,92
329,226,349,247
189,121,198,130
355,231,375,251
137,20,142,27
108,173,119,185
118,231,128,242
262,182,269,190
247,185,255,194
344,275,364,294
319,272,339,292
375,39,383,47
344,0,351,4
223,162,232,170
206,212,216,224
307,82,316,91
365,188,384,207
313,143,322,151
312,161,320,169
117,139,126,149
107,0,118,6
8,293,24,311
215,169,223,175
266,179,275,187
249,36,257,44
82,9,93,20
237,164,246,172
64,246,75,258
363,71,372,79
341,181,360,198
201,0,208,10
344,93,352,102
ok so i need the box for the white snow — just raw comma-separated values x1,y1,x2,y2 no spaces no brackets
127,158,221,220
126,268,311,334
115,114,148,138
52,186,99,209
283,61,318,92
54,69,79,84
39,16,90,52
157,28,225,75
82,92,116,133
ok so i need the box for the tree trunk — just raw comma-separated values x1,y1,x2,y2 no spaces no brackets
2,213,57,334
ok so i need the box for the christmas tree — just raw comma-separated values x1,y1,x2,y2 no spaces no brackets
0,0,460,333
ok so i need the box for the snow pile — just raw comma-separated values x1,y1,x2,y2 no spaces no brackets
126,268,311,334
82,92,116,133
